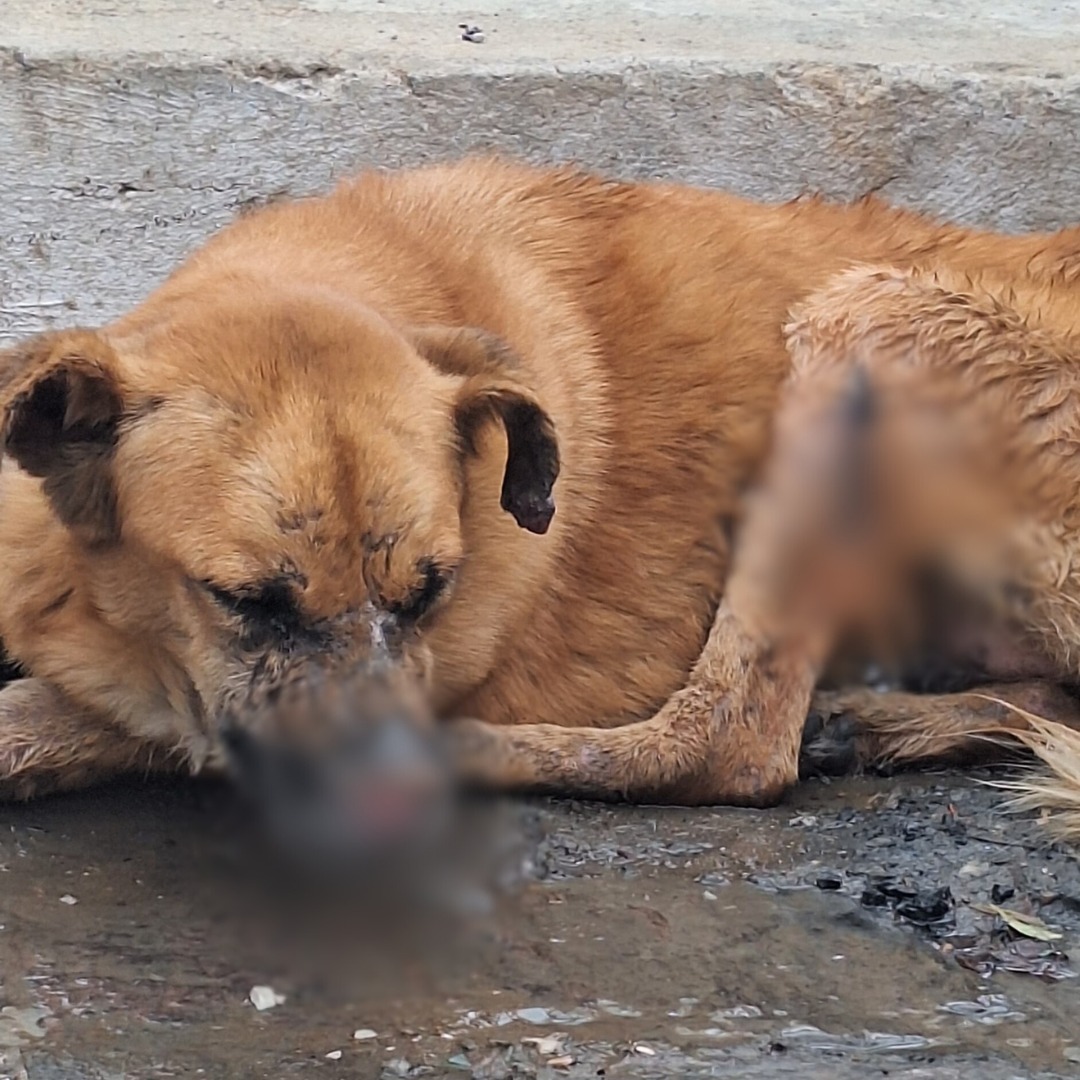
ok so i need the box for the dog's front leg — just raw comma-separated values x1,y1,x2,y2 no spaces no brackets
446,374,843,808
447,596,820,806
446,380,845,812
0,679,186,800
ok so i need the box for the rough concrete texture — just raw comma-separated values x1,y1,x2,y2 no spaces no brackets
2,0,1079,344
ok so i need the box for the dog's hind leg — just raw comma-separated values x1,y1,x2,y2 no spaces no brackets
801,681,1080,777
0,679,186,800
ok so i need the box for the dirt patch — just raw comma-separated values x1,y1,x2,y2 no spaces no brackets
2,772,1079,1078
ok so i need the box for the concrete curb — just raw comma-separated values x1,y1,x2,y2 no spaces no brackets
2,1,1079,342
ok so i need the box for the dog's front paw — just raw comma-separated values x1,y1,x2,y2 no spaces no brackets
799,698,860,778
648,684,800,807
441,717,517,791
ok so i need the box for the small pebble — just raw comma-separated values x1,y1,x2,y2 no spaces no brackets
516,1007,552,1025
633,1043,656,1056
521,1035,564,1055
59,894,77,906
325,1050,342,1060
353,1028,378,1041
248,986,285,1011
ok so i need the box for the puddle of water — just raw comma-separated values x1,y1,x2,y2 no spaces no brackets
1,775,1079,1077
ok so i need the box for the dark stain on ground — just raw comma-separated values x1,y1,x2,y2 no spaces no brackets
2,771,1080,1079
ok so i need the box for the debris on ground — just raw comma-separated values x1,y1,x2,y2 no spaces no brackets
969,902,1063,941
859,875,955,932
776,1025,938,1053
945,931,1077,980
939,994,1027,1024
248,985,286,1011
520,1034,566,1056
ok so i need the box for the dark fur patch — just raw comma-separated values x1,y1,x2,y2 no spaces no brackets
6,367,122,543
898,659,990,696
206,576,324,653
799,709,860,778
0,641,26,685
388,558,453,625
498,398,559,534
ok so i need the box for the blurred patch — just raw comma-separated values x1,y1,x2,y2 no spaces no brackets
165,781,538,1007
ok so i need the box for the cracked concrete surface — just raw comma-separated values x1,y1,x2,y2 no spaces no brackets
2,0,1079,343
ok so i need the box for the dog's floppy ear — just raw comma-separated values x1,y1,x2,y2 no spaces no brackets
455,377,560,535
410,325,560,536
0,329,127,544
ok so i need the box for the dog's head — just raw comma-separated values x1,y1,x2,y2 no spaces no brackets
0,286,559,856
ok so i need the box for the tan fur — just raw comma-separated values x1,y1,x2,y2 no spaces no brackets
0,157,1079,817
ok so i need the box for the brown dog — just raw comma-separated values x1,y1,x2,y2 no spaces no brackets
2,157,1080,841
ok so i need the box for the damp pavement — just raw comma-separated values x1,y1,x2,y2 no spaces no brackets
3,771,1080,1079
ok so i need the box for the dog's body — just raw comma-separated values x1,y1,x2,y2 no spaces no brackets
3,158,1080,826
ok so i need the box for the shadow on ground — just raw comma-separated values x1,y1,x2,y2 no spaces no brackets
2,770,1080,1079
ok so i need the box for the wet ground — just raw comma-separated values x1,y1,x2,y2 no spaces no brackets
3,770,1080,1079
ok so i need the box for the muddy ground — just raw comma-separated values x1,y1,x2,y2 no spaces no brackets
2,769,1080,1079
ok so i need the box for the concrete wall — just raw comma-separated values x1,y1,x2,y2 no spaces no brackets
2,0,1079,343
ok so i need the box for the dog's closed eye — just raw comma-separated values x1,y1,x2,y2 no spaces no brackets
201,578,308,647
201,559,454,641
388,559,455,625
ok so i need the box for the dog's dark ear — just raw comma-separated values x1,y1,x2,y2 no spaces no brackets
0,329,127,544
409,325,559,536
455,376,560,535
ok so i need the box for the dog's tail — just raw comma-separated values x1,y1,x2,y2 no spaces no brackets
991,707,1080,842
